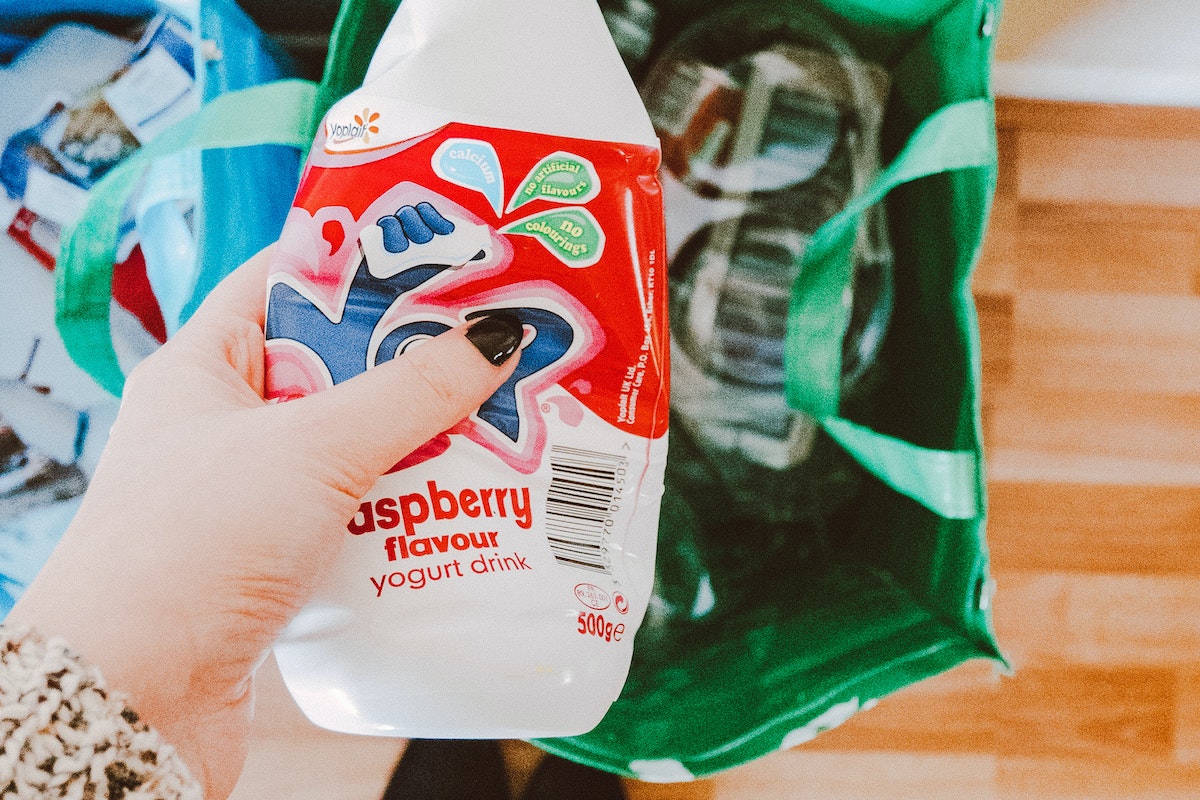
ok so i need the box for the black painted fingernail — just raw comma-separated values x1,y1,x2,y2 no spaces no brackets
465,312,523,365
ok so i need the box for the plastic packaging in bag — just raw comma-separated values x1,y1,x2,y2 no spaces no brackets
265,0,667,738
631,3,895,657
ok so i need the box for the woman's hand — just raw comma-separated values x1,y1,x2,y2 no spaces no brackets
7,246,522,798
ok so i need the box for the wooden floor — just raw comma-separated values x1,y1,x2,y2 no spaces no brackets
228,96,1200,799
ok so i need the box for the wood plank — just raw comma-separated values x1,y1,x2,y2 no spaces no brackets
627,777,717,800
991,571,1200,668
801,668,999,755
975,291,1014,390
1176,670,1200,765
998,755,1200,800
975,199,1200,301
1006,204,1200,296
991,4,1105,67
973,127,1019,296
985,387,1200,468
1011,290,1200,395
1016,131,1200,208
804,683,996,754
230,735,405,800
804,664,1172,761
1016,201,1200,230
708,751,997,800
995,126,1019,197
996,97,1200,141
994,667,1174,761
987,482,1200,574
985,448,1200,486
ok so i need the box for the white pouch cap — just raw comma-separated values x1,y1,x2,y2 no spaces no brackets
354,0,658,147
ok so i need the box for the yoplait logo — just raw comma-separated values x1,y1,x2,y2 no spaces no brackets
327,107,380,145
264,184,600,474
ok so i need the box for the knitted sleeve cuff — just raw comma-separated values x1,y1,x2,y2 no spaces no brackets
0,625,203,799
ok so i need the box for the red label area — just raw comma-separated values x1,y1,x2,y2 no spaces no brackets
265,123,669,467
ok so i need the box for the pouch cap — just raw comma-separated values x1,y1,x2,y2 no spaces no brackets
354,0,658,148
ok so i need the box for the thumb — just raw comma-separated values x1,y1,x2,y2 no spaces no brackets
280,313,524,491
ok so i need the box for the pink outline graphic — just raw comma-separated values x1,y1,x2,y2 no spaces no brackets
267,183,603,474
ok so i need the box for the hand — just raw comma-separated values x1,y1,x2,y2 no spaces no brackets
7,246,522,798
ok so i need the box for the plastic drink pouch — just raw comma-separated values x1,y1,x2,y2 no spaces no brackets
265,0,667,738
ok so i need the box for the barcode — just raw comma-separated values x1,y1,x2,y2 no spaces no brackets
545,445,627,574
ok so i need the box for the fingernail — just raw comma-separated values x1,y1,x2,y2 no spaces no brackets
465,312,523,366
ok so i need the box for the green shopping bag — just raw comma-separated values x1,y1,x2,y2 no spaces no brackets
55,0,1004,780
530,0,1005,781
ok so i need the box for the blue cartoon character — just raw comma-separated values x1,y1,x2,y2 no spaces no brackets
358,201,493,280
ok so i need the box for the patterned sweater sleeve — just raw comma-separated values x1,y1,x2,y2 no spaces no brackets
0,625,203,799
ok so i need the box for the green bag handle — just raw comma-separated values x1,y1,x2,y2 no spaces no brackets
783,98,995,519
55,79,319,397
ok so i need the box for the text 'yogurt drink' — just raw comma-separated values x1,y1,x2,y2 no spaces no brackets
265,0,668,738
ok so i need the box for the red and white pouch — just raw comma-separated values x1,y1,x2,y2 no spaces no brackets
265,0,668,737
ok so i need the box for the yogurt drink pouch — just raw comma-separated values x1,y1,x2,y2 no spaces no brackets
265,0,667,738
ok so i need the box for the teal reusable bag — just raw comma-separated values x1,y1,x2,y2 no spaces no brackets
52,0,396,396
51,0,304,396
